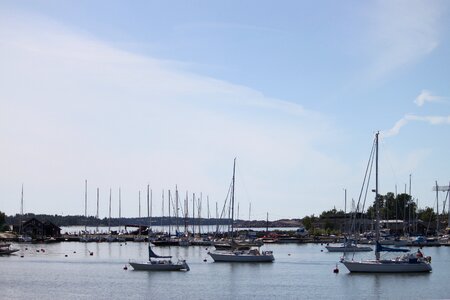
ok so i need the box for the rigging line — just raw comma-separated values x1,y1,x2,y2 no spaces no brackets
214,180,233,235
379,138,399,188
235,160,253,210
351,137,376,234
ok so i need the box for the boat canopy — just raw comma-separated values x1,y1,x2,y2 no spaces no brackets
149,245,172,259
375,242,409,253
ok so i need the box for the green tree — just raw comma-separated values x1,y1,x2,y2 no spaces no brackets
0,211,6,232
302,215,316,231
366,193,416,220
418,207,435,224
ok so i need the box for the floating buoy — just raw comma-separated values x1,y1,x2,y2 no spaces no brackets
20,255,24,258
123,265,128,270
73,251,76,254
333,264,339,274
65,254,68,257
25,247,28,250
36,250,40,253
203,258,207,262
321,249,323,252
288,253,291,256
89,252,94,256
205,248,208,251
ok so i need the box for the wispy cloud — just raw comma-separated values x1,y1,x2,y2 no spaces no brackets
414,89,446,106
367,0,444,80
383,114,450,137
0,11,342,217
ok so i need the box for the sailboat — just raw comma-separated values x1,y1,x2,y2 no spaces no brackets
341,132,432,273
208,158,274,263
129,245,190,271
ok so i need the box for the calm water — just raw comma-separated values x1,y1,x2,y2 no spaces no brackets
1,242,449,299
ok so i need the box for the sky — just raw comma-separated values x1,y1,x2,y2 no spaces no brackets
1,1,449,220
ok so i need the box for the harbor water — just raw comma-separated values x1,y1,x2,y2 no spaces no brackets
1,242,449,299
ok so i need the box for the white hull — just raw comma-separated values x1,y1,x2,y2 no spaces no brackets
208,250,274,262
129,261,189,271
326,245,372,252
0,248,19,255
342,260,432,273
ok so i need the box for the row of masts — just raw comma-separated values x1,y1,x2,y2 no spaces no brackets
82,180,254,236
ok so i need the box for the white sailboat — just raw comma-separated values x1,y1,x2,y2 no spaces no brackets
129,245,190,271
208,158,274,263
341,132,432,273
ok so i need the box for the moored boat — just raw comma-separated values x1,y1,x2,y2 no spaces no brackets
208,158,274,263
129,245,189,271
341,132,432,273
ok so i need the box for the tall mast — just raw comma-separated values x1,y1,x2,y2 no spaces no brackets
96,188,99,233
21,184,24,216
168,190,171,236
436,181,439,234
231,158,236,239
207,196,210,234
184,191,188,233
138,190,141,236
139,190,141,218
192,193,195,236
84,180,88,234
147,184,151,232
344,188,347,234
447,182,450,230
198,193,202,235
375,132,380,260
108,188,112,233
161,190,164,230
20,184,24,235
119,187,122,233
175,186,179,233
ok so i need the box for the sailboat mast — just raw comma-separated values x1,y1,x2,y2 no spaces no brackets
108,188,112,233
168,190,171,236
436,181,439,233
119,187,122,233
375,132,380,260
231,158,236,238
192,193,195,236
84,180,88,234
139,190,141,218
96,188,99,233
20,184,24,235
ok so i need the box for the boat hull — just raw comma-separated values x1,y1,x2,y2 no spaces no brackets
0,248,19,255
208,251,274,262
326,246,372,252
341,260,432,273
129,261,189,271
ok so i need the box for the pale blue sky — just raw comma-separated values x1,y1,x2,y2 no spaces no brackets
1,1,449,220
